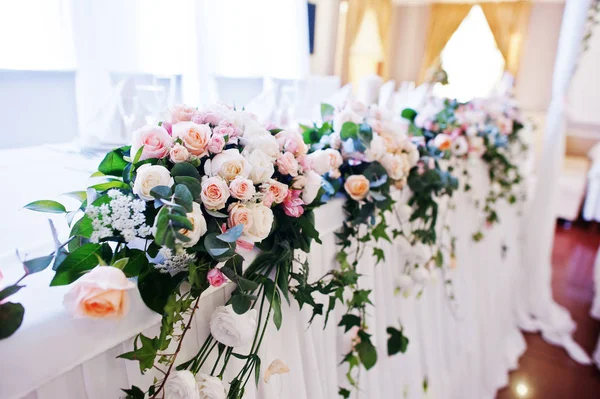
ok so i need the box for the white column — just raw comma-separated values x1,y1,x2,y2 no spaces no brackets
519,0,593,364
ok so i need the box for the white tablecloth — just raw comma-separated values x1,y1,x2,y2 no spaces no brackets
0,146,528,399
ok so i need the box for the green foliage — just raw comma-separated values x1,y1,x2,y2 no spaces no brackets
0,302,25,339
387,327,409,355
50,243,106,286
98,146,130,176
24,200,66,214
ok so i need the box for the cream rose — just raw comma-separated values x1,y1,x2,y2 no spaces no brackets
306,150,330,175
227,203,253,234
169,143,190,163
210,305,258,347
245,149,275,184
133,164,174,201
302,170,322,205
130,125,172,161
344,175,370,201
172,121,212,157
365,134,387,162
205,149,251,182
333,108,363,133
63,266,136,319
228,176,256,200
381,153,406,180
179,202,208,247
245,203,274,242
165,370,200,399
241,134,279,159
196,373,228,399
201,176,230,210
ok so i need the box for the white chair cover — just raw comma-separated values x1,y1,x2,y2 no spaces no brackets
356,74,383,105
378,80,396,110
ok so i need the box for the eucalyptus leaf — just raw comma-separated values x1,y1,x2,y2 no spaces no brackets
216,224,244,243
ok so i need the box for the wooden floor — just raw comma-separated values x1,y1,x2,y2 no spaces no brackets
496,222,600,398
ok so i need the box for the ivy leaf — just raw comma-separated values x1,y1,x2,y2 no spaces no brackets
339,388,351,399
338,314,361,332
118,334,158,372
122,386,145,399
24,200,66,214
356,331,377,370
387,327,409,356
372,221,391,243
0,302,25,339
373,248,385,265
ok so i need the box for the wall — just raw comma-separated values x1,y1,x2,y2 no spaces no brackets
514,2,564,111
569,20,600,126
309,0,341,76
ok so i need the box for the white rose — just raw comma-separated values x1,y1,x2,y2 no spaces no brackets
411,242,430,265
180,202,208,247
205,149,251,182
365,134,387,162
244,203,274,242
243,121,269,139
452,136,469,156
245,149,275,184
210,305,257,347
196,373,228,399
381,153,406,180
133,164,174,201
242,134,279,159
302,170,322,205
412,267,431,284
408,145,420,167
307,150,331,175
164,370,200,399
325,148,343,170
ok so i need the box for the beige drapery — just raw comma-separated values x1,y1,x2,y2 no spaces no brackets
418,3,472,84
340,0,393,84
480,1,532,77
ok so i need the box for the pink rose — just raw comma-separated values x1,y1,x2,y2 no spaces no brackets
63,266,136,319
162,121,172,135
276,152,299,177
218,120,242,137
229,176,256,200
262,192,275,208
265,179,289,204
228,203,253,233
169,104,197,124
213,124,235,139
172,122,212,157
208,134,226,154
275,130,308,156
130,125,172,161
282,190,305,218
201,176,230,210
169,143,190,163
207,268,226,287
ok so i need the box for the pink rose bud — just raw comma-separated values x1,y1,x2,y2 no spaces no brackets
207,268,226,287
208,134,226,154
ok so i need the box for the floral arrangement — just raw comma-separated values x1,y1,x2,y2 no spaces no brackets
19,103,341,398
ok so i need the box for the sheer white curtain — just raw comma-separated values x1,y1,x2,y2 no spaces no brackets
519,0,593,364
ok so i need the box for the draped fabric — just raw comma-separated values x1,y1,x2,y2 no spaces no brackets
418,3,472,84
340,0,393,84
480,1,532,78
518,0,593,364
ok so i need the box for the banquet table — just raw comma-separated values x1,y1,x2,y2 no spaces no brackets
0,144,531,399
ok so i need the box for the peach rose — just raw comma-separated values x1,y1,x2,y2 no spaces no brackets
276,152,299,177
169,104,197,124
130,125,172,161
172,122,212,157
228,203,253,233
433,134,452,151
229,176,256,200
266,179,289,204
201,176,230,210
169,143,190,163
344,175,370,201
63,266,136,319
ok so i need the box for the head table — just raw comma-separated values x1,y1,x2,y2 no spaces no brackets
0,143,531,399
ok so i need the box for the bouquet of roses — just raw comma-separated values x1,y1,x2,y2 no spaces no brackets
20,103,341,398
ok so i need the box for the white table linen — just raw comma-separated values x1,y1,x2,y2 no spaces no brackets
1,146,528,399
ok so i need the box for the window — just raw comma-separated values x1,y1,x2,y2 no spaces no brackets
433,5,505,102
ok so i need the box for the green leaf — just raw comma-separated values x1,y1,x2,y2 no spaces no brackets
224,254,244,275
401,108,418,122
98,147,129,176
358,122,373,145
112,257,129,270
434,250,444,267
122,386,145,399
171,162,200,179
174,176,201,199
0,285,24,301
63,191,87,202
133,146,145,164
23,254,54,275
372,221,391,243
387,327,409,356
205,209,229,218
236,276,259,292
373,248,385,265
204,233,235,259
71,215,94,238
339,388,351,399
231,293,254,314
51,243,102,286
356,331,377,370
338,314,361,332
0,302,25,339
216,224,244,243
174,184,193,207
90,180,130,192
272,288,282,330
118,334,158,372
340,122,358,140
24,200,66,214
320,103,335,120
151,185,173,199
138,267,185,314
